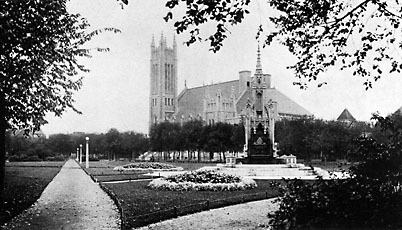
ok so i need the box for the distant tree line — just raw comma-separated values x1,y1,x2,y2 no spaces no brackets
150,117,392,163
5,115,396,162
5,128,148,161
276,118,369,161
149,120,245,162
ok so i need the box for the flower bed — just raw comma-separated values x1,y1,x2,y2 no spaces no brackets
113,162,183,172
148,170,257,191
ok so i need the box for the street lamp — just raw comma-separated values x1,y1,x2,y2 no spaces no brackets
76,148,79,161
79,144,83,164
85,137,89,168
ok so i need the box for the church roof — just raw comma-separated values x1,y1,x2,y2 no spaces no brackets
176,80,313,119
236,88,253,114
176,80,239,118
263,88,313,117
337,108,356,122
235,87,312,117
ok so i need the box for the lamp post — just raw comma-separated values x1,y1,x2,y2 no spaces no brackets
79,144,83,164
85,137,89,168
76,148,79,161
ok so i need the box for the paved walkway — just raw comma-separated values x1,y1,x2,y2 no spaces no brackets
1,160,120,230
135,198,278,230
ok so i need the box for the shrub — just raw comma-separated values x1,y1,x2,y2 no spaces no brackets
79,156,100,162
45,155,65,161
268,114,402,229
8,154,41,162
148,170,257,191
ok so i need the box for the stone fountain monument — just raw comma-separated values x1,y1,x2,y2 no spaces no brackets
240,46,279,164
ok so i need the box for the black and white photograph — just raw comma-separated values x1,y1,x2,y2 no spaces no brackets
1,0,402,229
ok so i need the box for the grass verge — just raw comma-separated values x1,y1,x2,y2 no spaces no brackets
0,161,65,225
103,179,280,229
82,160,212,182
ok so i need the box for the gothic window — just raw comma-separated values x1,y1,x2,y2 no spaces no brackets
155,64,158,89
169,64,172,92
165,63,168,91
172,65,175,92
167,64,170,92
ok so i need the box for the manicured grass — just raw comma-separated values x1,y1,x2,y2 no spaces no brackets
0,161,65,225
5,162,66,167
103,179,281,229
82,161,156,182
84,160,281,228
82,160,212,182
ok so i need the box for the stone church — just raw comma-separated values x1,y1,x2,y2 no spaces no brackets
149,34,312,130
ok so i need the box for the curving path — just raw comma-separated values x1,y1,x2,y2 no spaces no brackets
1,159,120,230
135,198,278,230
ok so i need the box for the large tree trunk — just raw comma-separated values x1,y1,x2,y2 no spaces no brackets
0,92,5,200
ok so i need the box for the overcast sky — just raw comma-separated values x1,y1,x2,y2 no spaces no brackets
41,0,402,135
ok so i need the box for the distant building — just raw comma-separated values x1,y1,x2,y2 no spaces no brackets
337,108,356,127
149,34,313,130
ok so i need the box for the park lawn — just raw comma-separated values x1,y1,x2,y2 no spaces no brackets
103,179,280,229
83,160,213,182
82,161,156,182
0,161,65,225
83,160,215,171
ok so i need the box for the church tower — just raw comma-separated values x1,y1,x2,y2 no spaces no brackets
149,33,178,129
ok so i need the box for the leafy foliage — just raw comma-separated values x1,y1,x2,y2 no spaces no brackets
153,0,402,88
275,117,369,161
1,1,120,132
5,129,149,161
268,113,402,229
149,121,245,160
164,0,251,52
0,0,120,196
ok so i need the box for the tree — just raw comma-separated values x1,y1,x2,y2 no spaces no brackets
230,123,245,153
155,0,402,89
105,128,122,160
0,1,120,197
182,120,203,161
47,134,73,156
120,131,149,160
269,113,402,229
